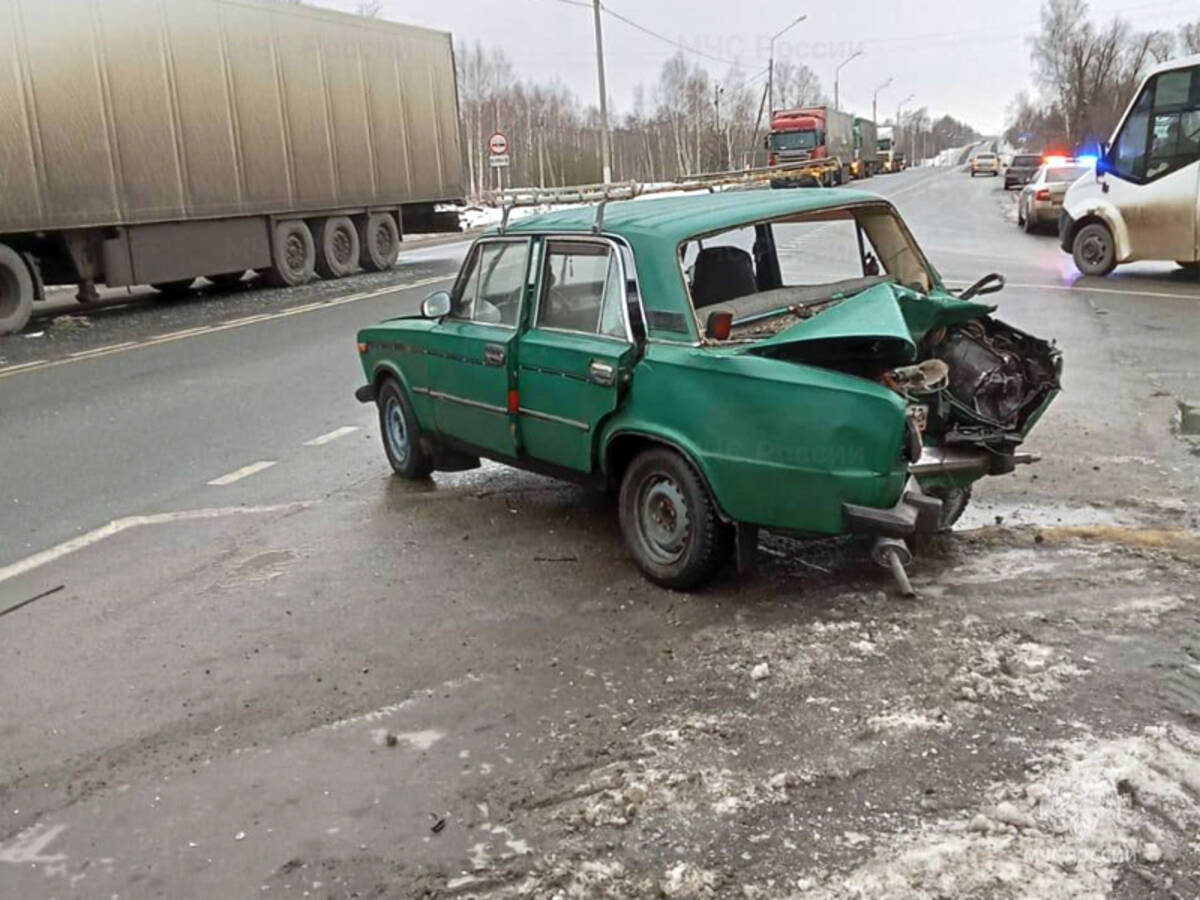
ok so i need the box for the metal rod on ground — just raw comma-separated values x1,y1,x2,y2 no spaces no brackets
885,549,916,598
592,0,613,185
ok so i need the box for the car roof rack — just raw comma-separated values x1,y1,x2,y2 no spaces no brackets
492,162,825,235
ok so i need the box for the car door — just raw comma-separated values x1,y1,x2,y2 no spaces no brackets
420,237,532,459
516,238,637,473
1104,64,1200,261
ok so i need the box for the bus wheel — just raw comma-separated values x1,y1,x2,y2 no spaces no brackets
1072,222,1116,277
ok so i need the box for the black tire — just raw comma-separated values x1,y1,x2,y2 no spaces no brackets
377,378,433,479
0,243,34,335
1072,221,1117,277
152,279,196,298
1176,261,1200,277
1022,206,1036,234
267,220,316,287
1017,202,1026,227
618,448,733,590
359,213,401,273
207,271,246,289
314,216,361,280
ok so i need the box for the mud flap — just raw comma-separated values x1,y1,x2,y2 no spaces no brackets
736,524,759,574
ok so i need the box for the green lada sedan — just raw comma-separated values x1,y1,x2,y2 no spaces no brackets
355,189,1061,590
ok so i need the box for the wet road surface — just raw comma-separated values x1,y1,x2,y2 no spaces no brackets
2,168,1199,899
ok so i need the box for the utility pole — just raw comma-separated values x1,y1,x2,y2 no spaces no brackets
834,50,863,112
872,77,892,127
768,13,807,116
714,83,724,168
592,0,613,184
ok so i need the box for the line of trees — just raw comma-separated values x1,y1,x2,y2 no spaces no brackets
457,44,978,198
1005,0,1200,151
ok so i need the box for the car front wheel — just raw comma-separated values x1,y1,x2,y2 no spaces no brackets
1073,222,1117,276
377,378,433,479
619,448,732,590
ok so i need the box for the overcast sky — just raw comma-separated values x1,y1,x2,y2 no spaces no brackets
323,0,1196,134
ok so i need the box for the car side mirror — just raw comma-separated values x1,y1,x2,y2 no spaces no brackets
1095,155,1113,176
422,290,452,319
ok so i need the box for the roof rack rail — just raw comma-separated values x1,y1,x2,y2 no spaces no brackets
491,161,838,234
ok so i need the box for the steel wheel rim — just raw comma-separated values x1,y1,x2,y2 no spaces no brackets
1080,232,1108,267
384,396,409,465
285,233,307,271
374,224,393,259
635,474,691,566
333,227,354,265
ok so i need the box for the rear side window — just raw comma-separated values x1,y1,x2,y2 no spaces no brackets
538,241,627,339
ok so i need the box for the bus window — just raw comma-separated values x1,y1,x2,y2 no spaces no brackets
1146,67,1200,180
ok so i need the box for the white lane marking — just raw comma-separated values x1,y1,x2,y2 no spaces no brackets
0,503,307,586
207,460,277,486
304,426,361,447
0,275,450,381
69,341,137,358
0,823,68,865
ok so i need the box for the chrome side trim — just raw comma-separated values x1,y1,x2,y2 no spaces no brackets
418,386,507,416
518,407,590,432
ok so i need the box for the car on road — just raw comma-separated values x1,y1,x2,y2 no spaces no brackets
1061,54,1200,277
1005,153,1043,190
1018,161,1093,233
971,153,1001,177
355,188,1062,589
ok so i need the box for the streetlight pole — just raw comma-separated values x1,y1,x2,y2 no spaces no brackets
592,0,613,184
768,14,807,115
872,77,892,126
834,50,863,111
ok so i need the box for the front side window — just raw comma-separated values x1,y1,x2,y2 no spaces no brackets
539,241,627,338
1112,83,1154,180
1146,66,1200,180
451,240,527,325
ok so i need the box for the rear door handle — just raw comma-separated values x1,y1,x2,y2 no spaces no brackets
484,344,506,367
588,360,616,386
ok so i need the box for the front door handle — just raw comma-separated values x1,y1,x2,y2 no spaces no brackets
484,344,506,367
588,360,616,387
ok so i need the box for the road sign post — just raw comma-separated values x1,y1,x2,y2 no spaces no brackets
488,131,510,190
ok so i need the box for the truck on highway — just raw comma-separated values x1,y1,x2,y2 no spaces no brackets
0,0,466,335
1060,53,1200,277
877,126,906,173
852,117,880,179
767,106,855,187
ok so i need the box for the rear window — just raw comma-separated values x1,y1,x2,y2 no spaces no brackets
976,154,995,161
1014,155,1041,166
1046,166,1090,182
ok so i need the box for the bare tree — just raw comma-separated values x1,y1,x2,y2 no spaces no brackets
1181,20,1200,54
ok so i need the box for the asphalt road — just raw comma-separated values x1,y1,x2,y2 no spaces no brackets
2,168,1199,899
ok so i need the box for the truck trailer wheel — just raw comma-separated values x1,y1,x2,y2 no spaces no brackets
0,243,35,335
359,213,401,272
268,220,317,287
314,216,361,279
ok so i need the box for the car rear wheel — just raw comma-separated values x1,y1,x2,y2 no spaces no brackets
618,448,732,590
1176,261,1200,277
1022,205,1037,233
377,378,433,480
928,486,972,532
1072,222,1117,276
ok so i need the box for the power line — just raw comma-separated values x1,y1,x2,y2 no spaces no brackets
599,2,745,68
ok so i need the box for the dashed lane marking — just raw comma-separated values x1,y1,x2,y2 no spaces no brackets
0,275,450,381
207,461,278,486
0,504,308,587
304,426,362,447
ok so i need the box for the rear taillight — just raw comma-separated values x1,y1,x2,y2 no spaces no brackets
1035,189,1050,201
